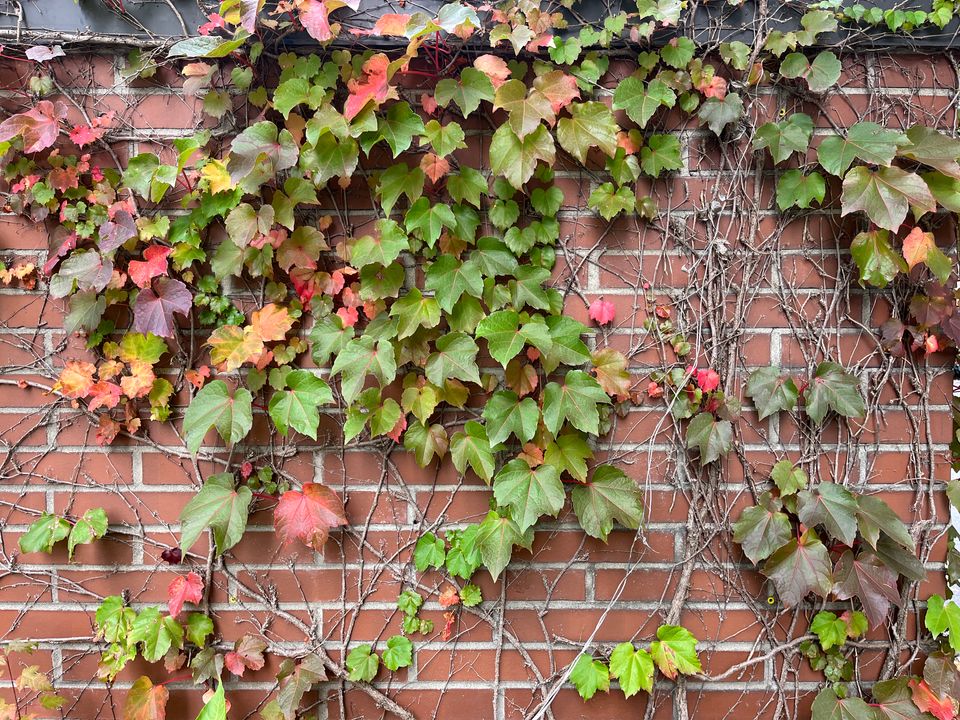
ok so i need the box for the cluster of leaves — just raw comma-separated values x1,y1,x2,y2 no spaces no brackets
17,507,107,559
0,642,66,717
802,610,868,687
570,625,702,700
733,459,922,626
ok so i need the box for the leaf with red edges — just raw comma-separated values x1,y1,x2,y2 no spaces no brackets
167,571,203,617
910,679,956,720
224,634,267,677
0,100,67,153
344,53,396,121
124,676,168,720
274,482,347,551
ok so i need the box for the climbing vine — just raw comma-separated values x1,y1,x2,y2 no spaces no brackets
0,0,957,718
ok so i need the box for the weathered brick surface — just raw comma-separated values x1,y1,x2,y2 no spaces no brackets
0,52,953,719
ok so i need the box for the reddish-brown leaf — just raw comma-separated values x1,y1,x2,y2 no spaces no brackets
274,483,347,551
128,246,172,289
224,634,267,677
0,100,67,153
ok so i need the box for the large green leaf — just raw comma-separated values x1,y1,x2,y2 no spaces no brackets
733,492,793,565
796,482,859,546
776,169,826,210
570,464,643,541
130,607,183,662
450,421,495,482
925,595,960,653
850,230,907,288
856,494,914,551
697,93,744,135
180,473,252,555
489,124,556,188
608,643,654,697
817,122,907,176
424,256,483,312
331,337,397,405
493,459,564,532
435,67,495,116
268,370,333,439
476,510,533,581
780,51,841,92
745,366,799,419
376,101,425,157
390,288,441,339
476,310,551,367
349,219,409,269
556,101,618,163
762,529,833,607
649,625,701,679
183,380,253,454
685,412,732,464
810,689,878,720
227,120,298,183
841,165,936,231
753,114,814,164
640,133,682,177
483,391,539,446
542,370,610,435
544,432,593,482
804,361,865,424
569,655,610,700
493,80,555,139
898,124,960,178
612,77,675,128
425,332,481,386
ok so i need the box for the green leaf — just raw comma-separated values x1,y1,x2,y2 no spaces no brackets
570,655,610,700
183,380,254,454
377,164,424,216
797,482,859,546
557,101,618,164
542,316,591,372
310,315,354,366
425,332,481,386
856,494,914,551
649,625,701,679
476,510,533,581
346,644,379,682
804,361,865,424
195,683,227,720
841,165,936,231
817,122,907,177
494,79,555,139
130,607,183,662
542,370,610,436
509,265,554,311
493,459,564,532
926,595,960,652
349,219,409,269
754,114,814,164
67,507,108,559
720,41,751,70
850,230,907,288
445,525,482,579
781,51,841,91
697,93,744,135
489,124,556,189
425,256,483,313
382,635,413,671
899,125,960,178
609,643,654,697
390,289,441,339
331,337,397,405
168,34,247,59
771,460,807,496
186,612,214,647
179,473,252,555
227,120,298,183
733,492,792,565
19,513,70,554
377,101,425,157
660,37,695,68
300,133,359,186
450,421,495,482
640,134,682,177
448,166,488,207
96,596,135,644
685,412,732,464
612,77,675,128
776,169,826,210
268,370,332,439
483,391,539,446
810,688,879,720
544,432,593,482
811,611,848,651
588,182,635,220
435,68,495,116
405,196,457,247
746,366,799,419
424,119,467,157
762,528,833,607
460,584,483,606
413,533,446,571
571,464,644,541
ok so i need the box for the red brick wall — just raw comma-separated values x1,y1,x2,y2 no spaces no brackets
0,51,953,719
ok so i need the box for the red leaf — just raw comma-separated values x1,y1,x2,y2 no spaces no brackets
588,299,615,325
695,368,721,393
132,277,192,338
910,679,956,720
0,100,67,152
274,482,347,552
96,415,122,446
87,381,122,411
298,0,359,42
224,634,267,677
69,123,106,148
903,226,938,270
344,53,395,121
438,586,460,608
167,571,203,617
128,246,172,289
387,413,407,443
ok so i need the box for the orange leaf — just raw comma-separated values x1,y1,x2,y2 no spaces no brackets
438,586,460,608
910,679,956,720
420,153,451,183
53,361,97,398
128,246,172,289
902,226,937,270
124,676,169,720
208,325,265,372
274,482,347,552
474,54,510,88
372,13,411,35
250,303,294,342
344,53,396,121
120,361,156,400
